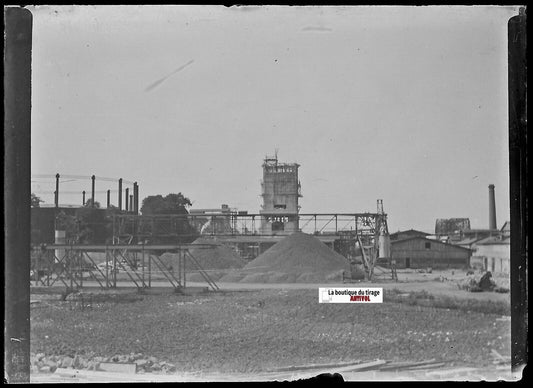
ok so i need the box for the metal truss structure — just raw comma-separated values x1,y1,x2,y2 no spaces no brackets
112,212,392,280
113,213,386,238
31,244,219,292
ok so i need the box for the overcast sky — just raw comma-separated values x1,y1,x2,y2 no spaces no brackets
28,5,518,233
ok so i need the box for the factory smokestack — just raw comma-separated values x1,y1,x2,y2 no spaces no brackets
488,184,497,230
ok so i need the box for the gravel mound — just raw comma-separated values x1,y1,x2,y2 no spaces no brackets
187,237,246,269
159,237,246,282
220,232,350,283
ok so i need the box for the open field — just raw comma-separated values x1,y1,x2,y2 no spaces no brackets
30,282,512,381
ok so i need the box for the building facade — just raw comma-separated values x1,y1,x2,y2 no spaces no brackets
390,229,430,241
390,236,471,269
470,235,510,274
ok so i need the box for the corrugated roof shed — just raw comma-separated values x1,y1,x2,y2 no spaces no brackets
390,229,430,240
391,236,472,252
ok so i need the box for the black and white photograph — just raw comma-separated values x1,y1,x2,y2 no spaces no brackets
4,4,527,383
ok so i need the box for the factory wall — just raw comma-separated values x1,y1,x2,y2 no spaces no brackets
261,172,300,214
471,240,510,274
391,237,471,269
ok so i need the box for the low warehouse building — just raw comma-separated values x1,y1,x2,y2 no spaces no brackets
390,229,429,241
390,236,471,269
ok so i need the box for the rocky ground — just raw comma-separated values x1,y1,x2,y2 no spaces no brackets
30,351,176,374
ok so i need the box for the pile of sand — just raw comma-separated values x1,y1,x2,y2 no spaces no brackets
219,232,351,283
159,237,246,282
188,237,246,270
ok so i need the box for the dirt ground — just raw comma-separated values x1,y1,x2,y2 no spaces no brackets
187,268,511,303
30,268,513,382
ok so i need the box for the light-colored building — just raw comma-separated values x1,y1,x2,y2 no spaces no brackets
470,234,510,274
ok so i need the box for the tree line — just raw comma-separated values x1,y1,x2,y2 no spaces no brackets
31,192,197,244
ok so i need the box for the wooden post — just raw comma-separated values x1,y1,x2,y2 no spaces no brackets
105,247,109,289
142,245,146,288
79,251,83,289
113,251,117,288
148,253,152,288
183,250,186,288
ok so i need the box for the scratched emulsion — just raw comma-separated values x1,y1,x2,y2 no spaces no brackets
144,59,194,93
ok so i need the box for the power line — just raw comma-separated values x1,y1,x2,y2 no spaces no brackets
32,190,122,194
31,174,135,184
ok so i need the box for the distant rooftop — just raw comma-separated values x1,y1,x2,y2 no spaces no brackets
452,236,484,246
475,235,511,245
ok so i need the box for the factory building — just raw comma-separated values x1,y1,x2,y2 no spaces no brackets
446,185,510,274
390,229,429,241
468,221,511,274
189,204,235,235
390,236,471,269
259,154,302,234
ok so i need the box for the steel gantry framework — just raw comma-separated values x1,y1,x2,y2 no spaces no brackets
112,212,391,280
30,244,220,292
113,213,387,239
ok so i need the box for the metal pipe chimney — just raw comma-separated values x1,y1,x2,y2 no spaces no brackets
91,175,96,208
55,173,60,207
118,178,123,211
488,184,497,230
133,182,138,214
125,188,129,211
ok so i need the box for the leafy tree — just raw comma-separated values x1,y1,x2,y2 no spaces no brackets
141,193,192,215
31,193,44,208
83,199,101,208
140,193,196,243
55,210,79,243
75,203,121,244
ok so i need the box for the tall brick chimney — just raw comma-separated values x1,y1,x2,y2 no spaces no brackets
488,184,497,230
